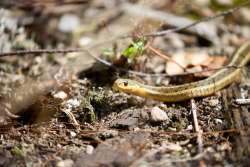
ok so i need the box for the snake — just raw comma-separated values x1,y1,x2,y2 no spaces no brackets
113,41,250,102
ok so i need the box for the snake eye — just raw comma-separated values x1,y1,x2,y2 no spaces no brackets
123,81,128,86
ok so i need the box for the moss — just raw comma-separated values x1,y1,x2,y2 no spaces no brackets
80,97,96,123
11,146,23,157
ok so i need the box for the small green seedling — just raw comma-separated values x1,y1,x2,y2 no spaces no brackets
122,38,146,59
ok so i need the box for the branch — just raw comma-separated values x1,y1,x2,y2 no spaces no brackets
143,0,250,37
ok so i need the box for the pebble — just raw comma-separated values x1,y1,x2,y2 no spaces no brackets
57,159,74,167
53,91,68,100
149,106,169,122
238,9,250,24
208,99,219,107
214,118,223,124
99,130,118,139
58,14,80,32
161,142,182,152
79,36,93,46
86,145,94,155
186,125,193,131
66,99,80,108
69,131,77,138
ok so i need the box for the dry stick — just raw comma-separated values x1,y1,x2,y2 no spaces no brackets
0,48,88,57
117,0,250,40
0,2,249,77
190,99,205,167
61,108,80,130
3,108,19,118
114,0,250,40
0,0,89,7
143,0,250,37
0,47,245,77
8,123,250,136
234,98,250,105
147,45,186,71
71,124,250,136
233,85,250,104
122,2,217,43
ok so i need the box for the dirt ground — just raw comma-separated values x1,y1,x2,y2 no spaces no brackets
0,0,250,167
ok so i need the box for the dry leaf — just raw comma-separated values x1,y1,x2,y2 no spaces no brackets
198,56,227,77
166,51,226,76
165,51,187,75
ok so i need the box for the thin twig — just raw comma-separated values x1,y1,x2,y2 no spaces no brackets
233,86,250,104
73,1,250,40
147,45,186,70
142,0,250,37
0,48,87,57
0,47,245,77
234,98,250,105
8,122,250,136
191,99,205,167
61,108,80,130
0,2,248,79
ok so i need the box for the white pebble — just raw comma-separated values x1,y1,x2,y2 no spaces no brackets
58,14,80,32
150,107,169,122
209,99,219,107
186,125,193,131
69,131,76,138
78,37,93,46
53,91,68,100
66,99,80,108
57,159,74,167
86,145,94,154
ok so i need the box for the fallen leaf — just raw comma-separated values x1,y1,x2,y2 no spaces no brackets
165,51,187,75
166,51,226,77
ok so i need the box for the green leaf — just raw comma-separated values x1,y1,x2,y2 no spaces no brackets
122,39,146,59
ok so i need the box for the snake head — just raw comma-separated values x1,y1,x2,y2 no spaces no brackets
112,79,141,93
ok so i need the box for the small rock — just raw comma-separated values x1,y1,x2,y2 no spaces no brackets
168,127,177,131
65,99,80,108
237,8,250,24
110,109,140,129
208,99,219,107
58,14,80,32
149,107,169,122
86,145,94,155
53,91,68,100
162,142,183,152
214,118,223,124
186,125,193,131
79,36,93,46
57,159,74,167
69,131,77,138
217,142,231,151
99,130,118,139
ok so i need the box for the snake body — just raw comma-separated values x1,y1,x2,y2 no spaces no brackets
113,41,250,102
